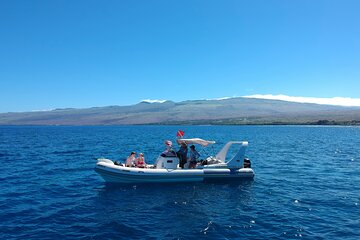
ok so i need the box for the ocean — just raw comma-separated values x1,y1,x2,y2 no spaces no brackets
0,125,359,239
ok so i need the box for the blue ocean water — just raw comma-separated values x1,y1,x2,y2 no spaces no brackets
0,125,359,239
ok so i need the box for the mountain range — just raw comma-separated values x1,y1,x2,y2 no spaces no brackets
1,97,360,125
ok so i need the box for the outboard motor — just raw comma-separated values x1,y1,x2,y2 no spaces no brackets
243,158,251,168
114,161,122,166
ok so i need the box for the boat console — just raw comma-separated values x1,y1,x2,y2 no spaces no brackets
154,156,179,169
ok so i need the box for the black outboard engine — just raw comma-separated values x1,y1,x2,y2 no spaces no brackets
114,161,123,166
243,158,251,168
200,159,208,166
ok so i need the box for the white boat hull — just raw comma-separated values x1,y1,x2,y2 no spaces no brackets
95,140,254,184
95,161,254,183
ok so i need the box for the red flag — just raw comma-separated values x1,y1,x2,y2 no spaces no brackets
176,130,184,137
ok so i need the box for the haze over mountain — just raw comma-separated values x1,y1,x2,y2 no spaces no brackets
1,97,360,125
243,94,360,107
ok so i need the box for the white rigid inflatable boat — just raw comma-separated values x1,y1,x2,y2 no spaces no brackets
95,138,254,183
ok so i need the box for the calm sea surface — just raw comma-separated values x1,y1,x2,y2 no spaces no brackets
0,125,359,239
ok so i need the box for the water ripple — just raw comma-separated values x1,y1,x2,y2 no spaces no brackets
0,126,360,239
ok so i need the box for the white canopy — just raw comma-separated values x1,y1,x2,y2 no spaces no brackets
178,138,216,147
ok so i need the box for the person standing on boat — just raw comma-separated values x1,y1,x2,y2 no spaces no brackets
135,153,146,168
125,151,136,167
161,140,176,157
176,141,188,169
189,145,200,169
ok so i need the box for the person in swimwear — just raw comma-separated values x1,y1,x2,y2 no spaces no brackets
135,153,146,168
125,151,136,167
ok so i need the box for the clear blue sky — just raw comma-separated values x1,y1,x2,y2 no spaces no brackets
1,0,359,112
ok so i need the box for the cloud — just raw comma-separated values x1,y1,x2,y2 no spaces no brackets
206,97,232,101
206,95,239,101
243,94,360,107
31,109,55,112
141,99,167,103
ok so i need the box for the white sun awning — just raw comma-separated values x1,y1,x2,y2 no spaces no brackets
177,138,216,147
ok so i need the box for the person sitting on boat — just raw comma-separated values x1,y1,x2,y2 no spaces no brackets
161,140,177,157
176,141,188,169
125,151,136,167
135,153,146,168
189,145,200,169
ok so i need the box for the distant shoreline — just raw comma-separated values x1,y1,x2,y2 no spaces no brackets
1,97,359,126
1,120,360,127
